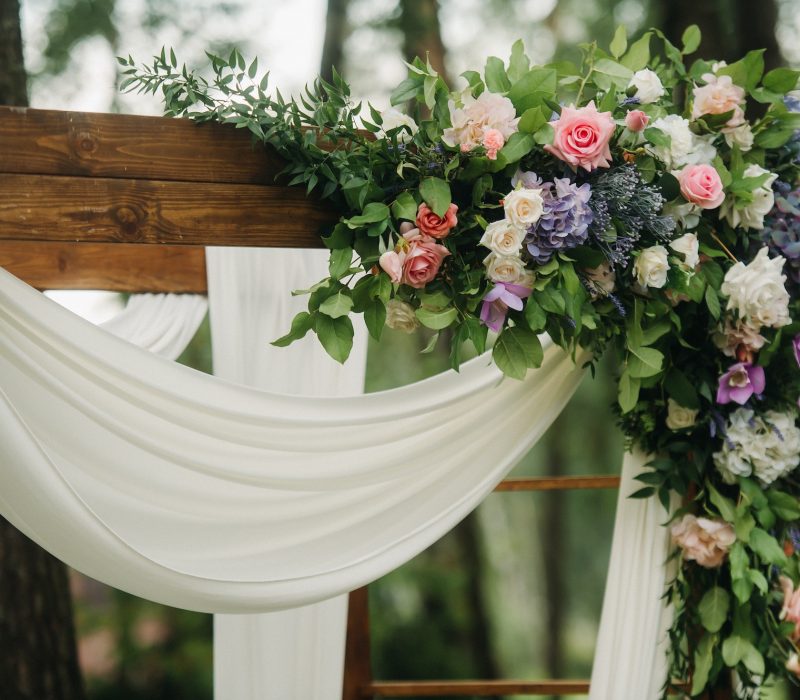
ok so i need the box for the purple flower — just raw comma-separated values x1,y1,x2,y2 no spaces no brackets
525,177,593,264
794,334,800,368
761,183,800,285
716,362,766,405
479,282,532,332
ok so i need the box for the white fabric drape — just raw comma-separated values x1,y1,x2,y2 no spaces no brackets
206,248,367,700
589,450,675,699
0,265,587,614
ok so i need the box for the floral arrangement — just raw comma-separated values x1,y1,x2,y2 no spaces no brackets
121,26,800,696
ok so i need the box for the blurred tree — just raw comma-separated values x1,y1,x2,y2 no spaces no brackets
320,0,350,83
400,0,448,81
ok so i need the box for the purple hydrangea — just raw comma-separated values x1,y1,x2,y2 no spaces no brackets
761,182,800,285
524,177,593,264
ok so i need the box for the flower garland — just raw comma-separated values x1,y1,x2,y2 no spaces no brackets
121,26,800,695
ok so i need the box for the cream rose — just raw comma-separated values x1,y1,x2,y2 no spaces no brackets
724,123,754,152
669,233,699,270
503,188,544,229
442,91,519,152
628,69,665,104
721,246,790,329
691,74,746,128
649,115,716,169
720,164,777,230
665,398,698,430
671,514,736,568
385,299,419,332
483,252,528,284
378,107,418,142
479,220,526,256
634,245,669,288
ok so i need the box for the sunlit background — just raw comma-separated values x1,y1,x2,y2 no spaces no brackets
16,0,800,698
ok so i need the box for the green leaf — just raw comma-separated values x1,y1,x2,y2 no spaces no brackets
415,306,458,330
621,32,651,71
708,484,736,523
525,299,547,331
492,327,543,380
627,346,663,376
767,491,800,521
508,40,530,82
322,223,354,250
419,177,452,217
533,123,554,145
691,634,715,695
344,202,391,228
319,290,353,319
484,56,511,93
518,106,547,134
699,587,730,633
665,369,700,409
763,67,800,93
272,311,314,347
749,527,788,566
507,68,557,111
364,300,386,341
644,127,670,149
681,25,701,54
498,132,535,164
705,284,721,320
718,49,765,91
734,511,755,543
391,191,418,222
315,314,354,363
618,369,640,414
722,636,764,676
328,247,353,279
609,25,627,59
593,58,633,87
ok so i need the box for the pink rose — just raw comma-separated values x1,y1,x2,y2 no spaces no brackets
482,128,505,160
625,109,649,132
671,514,735,568
415,202,458,239
678,164,725,209
544,101,615,172
379,250,405,284
780,576,800,642
401,238,450,288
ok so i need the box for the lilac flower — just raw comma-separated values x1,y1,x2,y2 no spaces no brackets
479,282,532,332
525,177,593,264
716,362,766,405
761,183,800,285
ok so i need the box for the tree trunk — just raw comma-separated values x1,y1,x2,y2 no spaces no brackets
320,0,349,83
399,0,449,84
0,2,85,698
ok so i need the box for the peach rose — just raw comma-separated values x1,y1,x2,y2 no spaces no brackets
781,576,800,642
401,237,450,288
379,250,405,284
544,101,615,172
671,514,736,568
692,74,746,129
625,109,649,132
416,202,458,240
678,164,725,210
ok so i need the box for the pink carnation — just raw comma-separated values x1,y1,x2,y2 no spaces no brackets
678,164,725,209
482,128,505,160
544,101,615,172
671,514,736,568
401,236,450,288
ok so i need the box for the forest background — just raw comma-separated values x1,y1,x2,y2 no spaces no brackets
1,1,799,699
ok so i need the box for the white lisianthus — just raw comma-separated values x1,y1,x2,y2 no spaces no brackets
483,252,529,284
669,233,700,270
721,247,790,329
634,245,670,288
713,408,800,485
723,123,754,152
649,114,717,169
503,188,544,229
385,299,419,332
665,398,698,430
628,69,665,104
378,107,418,142
720,164,778,230
479,220,526,256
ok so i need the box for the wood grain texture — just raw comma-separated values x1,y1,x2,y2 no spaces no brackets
0,174,334,247
0,242,207,292
0,106,287,184
342,588,372,700
369,680,591,696
494,476,621,492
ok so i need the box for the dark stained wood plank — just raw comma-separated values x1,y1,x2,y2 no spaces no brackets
494,476,621,492
369,680,591,696
0,106,287,184
342,588,373,700
0,174,334,247
0,242,207,292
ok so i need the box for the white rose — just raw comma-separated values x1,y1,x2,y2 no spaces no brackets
662,201,701,231
634,245,669,288
649,115,716,169
503,188,544,229
483,252,529,284
721,246,790,329
720,164,777,230
665,398,698,430
628,69,665,104
378,107,418,142
723,123,754,152
669,233,699,270
385,299,419,332
479,220,526,256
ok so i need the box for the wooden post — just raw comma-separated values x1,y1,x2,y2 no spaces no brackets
342,587,373,700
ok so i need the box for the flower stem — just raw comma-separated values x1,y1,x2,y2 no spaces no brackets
709,230,739,264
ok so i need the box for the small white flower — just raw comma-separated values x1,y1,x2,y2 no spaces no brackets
720,164,777,231
479,220,526,257
385,299,419,332
669,233,699,270
721,247,790,329
649,114,716,169
483,252,529,284
634,245,670,288
628,69,665,104
665,398,698,430
378,107,418,142
723,123,754,152
503,188,544,229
